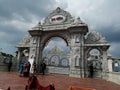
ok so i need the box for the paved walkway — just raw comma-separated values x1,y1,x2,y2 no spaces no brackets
0,72,120,90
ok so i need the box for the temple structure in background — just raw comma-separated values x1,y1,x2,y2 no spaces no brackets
17,7,110,78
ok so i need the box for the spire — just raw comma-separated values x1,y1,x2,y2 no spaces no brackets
30,21,43,30
56,7,61,13
37,21,43,30
75,17,84,24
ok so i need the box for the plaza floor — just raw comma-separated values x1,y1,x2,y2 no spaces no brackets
0,72,120,90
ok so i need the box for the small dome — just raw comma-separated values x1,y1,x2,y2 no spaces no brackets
21,34,31,44
85,31,107,44
87,31,101,42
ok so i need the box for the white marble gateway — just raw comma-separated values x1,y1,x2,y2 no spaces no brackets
17,7,110,78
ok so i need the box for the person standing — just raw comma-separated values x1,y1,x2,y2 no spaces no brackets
26,61,31,77
33,62,37,74
89,64,94,78
19,63,24,76
23,62,28,77
8,59,12,72
41,62,46,75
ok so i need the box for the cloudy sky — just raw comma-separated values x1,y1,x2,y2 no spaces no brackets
0,0,120,58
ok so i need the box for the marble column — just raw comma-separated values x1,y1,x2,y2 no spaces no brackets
108,59,113,72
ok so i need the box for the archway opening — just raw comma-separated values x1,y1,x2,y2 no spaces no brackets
42,37,70,74
87,48,102,77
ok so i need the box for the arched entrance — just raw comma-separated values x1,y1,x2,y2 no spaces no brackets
42,37,70,74
87,49,102,77
17,7,110,78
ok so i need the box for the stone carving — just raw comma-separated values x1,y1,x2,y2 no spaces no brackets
43,7,74,25
74,47,80,55
50,55,60,66
75,35,80,43
75,56,80,66
85,31,107,44
88,31,100,42
33,36,37,44
61,58,69,66
75,17,84,25
20,34,31,44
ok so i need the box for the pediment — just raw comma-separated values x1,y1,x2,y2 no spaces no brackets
43,7,74,25
29,7,87,31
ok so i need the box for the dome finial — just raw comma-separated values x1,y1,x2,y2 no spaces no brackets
75,16,84,24
56,7,61,13
38,21,41,25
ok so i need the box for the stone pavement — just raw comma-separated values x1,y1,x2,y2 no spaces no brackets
0,72,120,90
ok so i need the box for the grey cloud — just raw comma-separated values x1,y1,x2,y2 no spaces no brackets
0,25,26,44
97,26,120,43
0,0,57,55
0,0,56,21
79,0,120,44
108,42,120,58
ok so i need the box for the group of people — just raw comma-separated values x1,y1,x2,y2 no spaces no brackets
19,61,47,77
19,61,31,77
32,61,47,75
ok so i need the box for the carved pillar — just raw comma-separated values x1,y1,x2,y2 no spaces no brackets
69,34,75,68
69,33,83,77
108,58,113,72
84,47,89,77
37,36,42,73
101,48,109,79
102,50,108,72
28,36,39,73
80,33,85,78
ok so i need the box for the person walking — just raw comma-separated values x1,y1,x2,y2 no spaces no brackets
41,62,46,75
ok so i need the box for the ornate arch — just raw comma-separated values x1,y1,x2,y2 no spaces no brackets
85,47,103,58
41,32,70,51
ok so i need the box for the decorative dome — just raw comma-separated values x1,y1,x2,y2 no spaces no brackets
22,34,31,43
85,31,107,44
88,31,101,41
17,34,31,47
